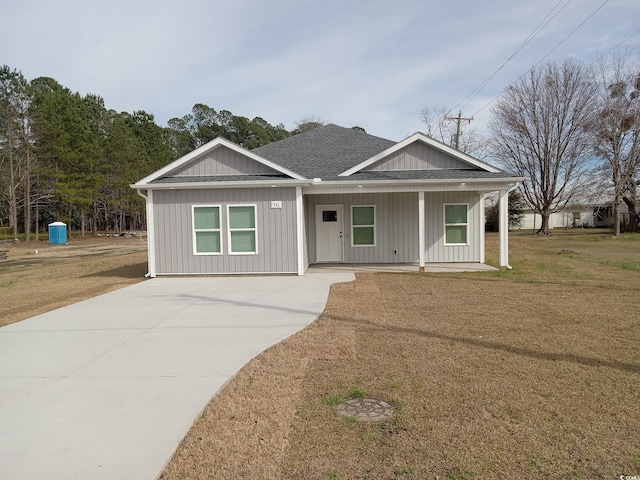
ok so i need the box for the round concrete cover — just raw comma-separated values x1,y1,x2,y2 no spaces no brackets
335,398,395,422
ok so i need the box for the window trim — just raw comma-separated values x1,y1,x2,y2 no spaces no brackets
351,205,376,247
227,204,258,255
192,204,222,255
444,203,469,246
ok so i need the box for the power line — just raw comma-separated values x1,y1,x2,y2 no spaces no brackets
447,0,574,116
471,0,615,118
529,0,611,70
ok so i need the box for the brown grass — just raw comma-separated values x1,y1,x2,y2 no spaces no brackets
161,230,640,480
2,231,638,479
0,236,147,327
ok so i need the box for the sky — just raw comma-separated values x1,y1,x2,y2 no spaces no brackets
1,0,639,141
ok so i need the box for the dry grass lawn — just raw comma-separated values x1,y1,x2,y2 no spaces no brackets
160,230,640,480
1,231,638,479
0,236,147,327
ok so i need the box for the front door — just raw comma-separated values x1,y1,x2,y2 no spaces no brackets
315,204,343,262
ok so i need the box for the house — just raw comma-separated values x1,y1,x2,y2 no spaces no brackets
131,124,522,276
518,194,625,230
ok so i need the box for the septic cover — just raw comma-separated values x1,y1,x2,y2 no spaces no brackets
334,398,395,422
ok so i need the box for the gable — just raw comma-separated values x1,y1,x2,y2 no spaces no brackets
171,145,281,177
339,133,501,177
362,141,476,172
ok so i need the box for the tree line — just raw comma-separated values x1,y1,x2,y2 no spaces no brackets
0,68,299,240
423,52,640,235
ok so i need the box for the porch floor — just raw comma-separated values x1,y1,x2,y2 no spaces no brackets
307,263,498,273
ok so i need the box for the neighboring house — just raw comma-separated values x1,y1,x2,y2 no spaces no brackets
131,124,522,276
518,194,627,230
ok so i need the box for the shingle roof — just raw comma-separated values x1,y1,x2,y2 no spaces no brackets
252,124,396,179
151,174,290,184
328,170,519,182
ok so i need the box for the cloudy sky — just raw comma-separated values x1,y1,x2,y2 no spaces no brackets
2,0,639,141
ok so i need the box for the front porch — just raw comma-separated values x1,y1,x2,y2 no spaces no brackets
306,262,498,274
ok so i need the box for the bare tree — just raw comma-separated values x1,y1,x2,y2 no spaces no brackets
293,115,326,134
591,52,640,235
489,59,597,234
420,107,488,158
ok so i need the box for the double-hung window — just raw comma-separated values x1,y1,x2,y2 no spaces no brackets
444,204,468,245
228,205,257,254
193,205,221,254
351,205,375,246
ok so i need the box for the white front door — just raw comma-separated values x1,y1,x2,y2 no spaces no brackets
315,204,343,262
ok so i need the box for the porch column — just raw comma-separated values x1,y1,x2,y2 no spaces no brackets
418,191,425,271
479,193,486,264
144,189,156,277
295,186,305,275
499,188,510,270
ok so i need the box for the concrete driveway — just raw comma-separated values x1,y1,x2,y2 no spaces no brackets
0,270,354,480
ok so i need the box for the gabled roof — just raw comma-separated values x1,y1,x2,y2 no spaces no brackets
339,131,501,176
252,124,395,179
133,137,305,186
132,124,521,190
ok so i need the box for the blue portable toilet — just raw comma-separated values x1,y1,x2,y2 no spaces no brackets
48,222,67,245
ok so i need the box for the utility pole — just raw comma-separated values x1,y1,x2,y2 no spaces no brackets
445,111,473,150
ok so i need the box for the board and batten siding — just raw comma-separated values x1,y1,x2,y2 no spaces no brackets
424,191,483,263
364,142,472,171
306,192,419,264
172,145,279,177
153,187,297,274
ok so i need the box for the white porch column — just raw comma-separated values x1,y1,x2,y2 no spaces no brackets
479,193,486,264
295,186,305,275
418,191,425,271
498,188,510,270
146,190,156,277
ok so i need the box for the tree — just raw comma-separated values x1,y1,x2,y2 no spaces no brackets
0,66,32,240
489,59,597,234
293,116,326,134
590,53,640,235
420,107,488,158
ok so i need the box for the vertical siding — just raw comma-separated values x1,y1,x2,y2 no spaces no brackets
424,191,482,262
153,188,297,274
307,193,419,263
365,142,472,171
172,145,279,176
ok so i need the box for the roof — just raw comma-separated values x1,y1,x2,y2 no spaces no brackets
132,124,522,189
252,124,396,179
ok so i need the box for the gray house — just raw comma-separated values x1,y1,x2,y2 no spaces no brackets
132,124,521,276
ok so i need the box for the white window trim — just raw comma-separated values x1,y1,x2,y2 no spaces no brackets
192,204,222,255
444,203,469,246
227,204,258,255
351,205,376,247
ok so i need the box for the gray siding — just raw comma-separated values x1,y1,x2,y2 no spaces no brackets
365,142,472,171
172,145,279,177
307,193,419,264
424,191,482,262
153,188,298,274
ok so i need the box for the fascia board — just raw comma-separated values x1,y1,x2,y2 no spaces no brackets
130,179,313,190
338,132,501,176
134,137,305,186
313,177,523,186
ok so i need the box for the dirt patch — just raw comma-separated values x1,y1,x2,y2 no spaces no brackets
0,236,148,327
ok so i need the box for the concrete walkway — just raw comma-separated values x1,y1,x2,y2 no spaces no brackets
0,270,354,480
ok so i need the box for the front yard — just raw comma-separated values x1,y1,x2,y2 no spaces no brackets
161,230,640,479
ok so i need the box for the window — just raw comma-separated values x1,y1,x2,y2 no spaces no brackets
352,205,375,246
444,204,468,245
193,205,221,254
228,205,257,254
